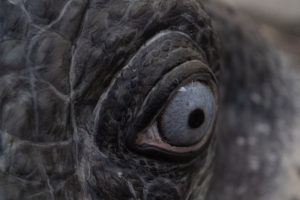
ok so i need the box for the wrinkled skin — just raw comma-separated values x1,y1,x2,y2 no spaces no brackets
0,0,296,199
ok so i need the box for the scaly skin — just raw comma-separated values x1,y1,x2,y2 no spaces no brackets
0,0,295,199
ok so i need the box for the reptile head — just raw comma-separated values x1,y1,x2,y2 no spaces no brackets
0,0,220,199
4,0,296,199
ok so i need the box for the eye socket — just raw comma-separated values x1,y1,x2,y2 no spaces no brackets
158,82,215,147
134,80,217,155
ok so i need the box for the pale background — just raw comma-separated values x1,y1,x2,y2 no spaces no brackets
221,0,300,64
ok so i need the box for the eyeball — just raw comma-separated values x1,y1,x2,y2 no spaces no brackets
158,81,216,146
134,79,218,156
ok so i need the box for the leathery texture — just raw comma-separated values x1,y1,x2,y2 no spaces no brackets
0,0,296,200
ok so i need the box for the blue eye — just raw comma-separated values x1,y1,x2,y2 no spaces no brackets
158,82,216,147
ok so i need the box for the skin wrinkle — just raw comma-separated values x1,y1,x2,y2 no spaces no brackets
91,31,179,132
94,30,207,125
0,0,296,199
70,1,217,102
24,26,49,200
1,131,72,149
0,0,88,198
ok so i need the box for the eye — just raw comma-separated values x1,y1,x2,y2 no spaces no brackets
158,82,215,147
134,80,217,156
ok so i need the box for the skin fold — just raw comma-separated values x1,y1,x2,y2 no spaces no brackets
0,0,297,199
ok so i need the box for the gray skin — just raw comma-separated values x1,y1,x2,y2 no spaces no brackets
0,0,295,199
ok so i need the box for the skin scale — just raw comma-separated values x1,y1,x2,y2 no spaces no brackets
0,0,296,199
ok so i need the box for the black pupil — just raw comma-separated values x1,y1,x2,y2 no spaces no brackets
188,108,205,129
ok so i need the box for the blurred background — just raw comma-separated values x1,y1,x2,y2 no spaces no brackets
219,0,300,199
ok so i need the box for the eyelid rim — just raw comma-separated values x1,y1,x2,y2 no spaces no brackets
132,128,216,162
126,59,218,160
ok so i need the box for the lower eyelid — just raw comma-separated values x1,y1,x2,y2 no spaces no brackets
135,122,196,153
135,118,214,154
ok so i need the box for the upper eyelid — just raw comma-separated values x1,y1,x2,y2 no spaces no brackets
93,32,205,120
136,60,216,120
